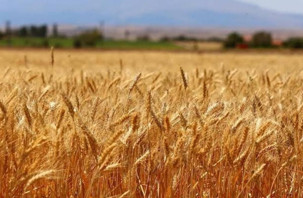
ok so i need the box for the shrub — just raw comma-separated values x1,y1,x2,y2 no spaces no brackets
73,39,82,48
160,36,171,42
137,34,150,41
74,30,102,47
172,35,198,42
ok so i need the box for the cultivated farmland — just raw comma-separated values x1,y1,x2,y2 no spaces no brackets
1,49,303,197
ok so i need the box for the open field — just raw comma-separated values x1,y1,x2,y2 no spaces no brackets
175,41,222,51
0,38,183,51
1,49,303,197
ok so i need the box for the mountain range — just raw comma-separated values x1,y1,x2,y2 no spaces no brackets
100,0,303,28
1,0,303,29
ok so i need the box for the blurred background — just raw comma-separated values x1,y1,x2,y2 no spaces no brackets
1,0,303,51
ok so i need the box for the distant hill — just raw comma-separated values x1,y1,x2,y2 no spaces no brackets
2,0,303,29
100,0,303,28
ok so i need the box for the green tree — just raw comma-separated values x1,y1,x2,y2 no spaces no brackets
39,25,48,37
0,31,4,39
224,32,244,48
29,25,48,37
30,26,38,37
18,26,29,37
283,37,303,49
73,38,83,48
251,31,272,48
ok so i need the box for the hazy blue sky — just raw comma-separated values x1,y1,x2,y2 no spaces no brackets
0,0,302,15
238,0,303,14
1,0,300,14
0,0,303,26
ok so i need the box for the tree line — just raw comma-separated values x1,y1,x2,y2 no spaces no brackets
0,23,104,48
0,25,49,38
2,23,303,50
224,31,303,49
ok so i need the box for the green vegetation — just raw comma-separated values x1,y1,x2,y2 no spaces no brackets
0,26,183,50
251,31,272,48
223,32,244,48
73,30,103,48
17,25,48,37
0,31,4,39
0,37,183,50
3,23,303,51
283,37,303,49
224,31,276,49
0,37,74,48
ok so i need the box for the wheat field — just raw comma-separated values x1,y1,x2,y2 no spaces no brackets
1,49,303,197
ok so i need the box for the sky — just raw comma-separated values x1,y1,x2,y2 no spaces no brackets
238,0,303,14
0,0,303,26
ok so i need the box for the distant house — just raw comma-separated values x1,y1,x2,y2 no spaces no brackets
272,39,283,47
234,34,251,49
241,34,283,48
236,43,248,49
